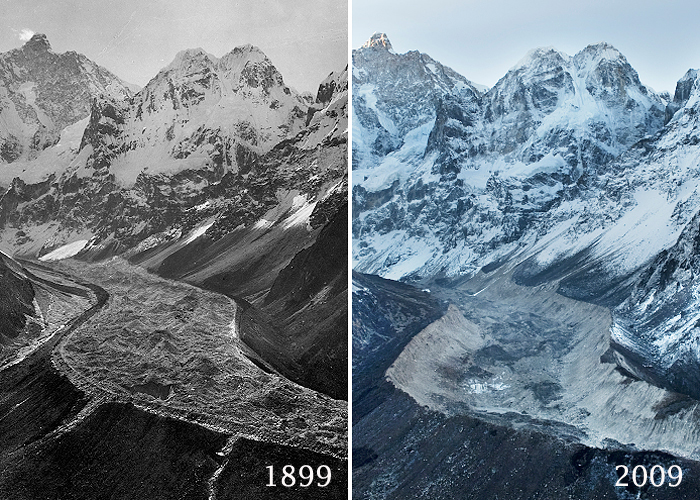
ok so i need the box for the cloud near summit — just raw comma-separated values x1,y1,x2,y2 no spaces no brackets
18,29,35,42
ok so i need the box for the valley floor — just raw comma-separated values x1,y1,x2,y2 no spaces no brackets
352,269,700,499
0,258,347,499
389,266,700,460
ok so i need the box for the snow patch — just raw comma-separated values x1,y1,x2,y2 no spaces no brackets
183,222,214,244
282,200,317,229
466,379,510,394
253,218,274,230
39,240,89,261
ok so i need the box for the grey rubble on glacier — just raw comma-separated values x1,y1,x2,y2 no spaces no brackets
0,31,348,499
0,34,348,398
353,31,700,433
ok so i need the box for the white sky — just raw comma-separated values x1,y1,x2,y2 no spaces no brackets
1,0,347,93
352,0,700,94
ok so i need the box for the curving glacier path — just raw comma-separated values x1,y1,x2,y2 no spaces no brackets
386,262,700,461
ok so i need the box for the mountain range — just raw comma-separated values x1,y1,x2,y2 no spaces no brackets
0,33,348,398
353,32,700,498
0,33,347,499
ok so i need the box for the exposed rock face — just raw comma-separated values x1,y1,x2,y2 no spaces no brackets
612,203,700,399
0,252,35,345
352,33,482,172
353,34,673,282
0,36,348,398
0,34,133,165
352,33,700,496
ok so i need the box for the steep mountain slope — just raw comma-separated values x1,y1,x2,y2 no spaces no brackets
258,204,348,400
0,252,36,349
612,188,700,399
0,35,348,400
0,34,133,180
353,34,670,282
352,33,700,498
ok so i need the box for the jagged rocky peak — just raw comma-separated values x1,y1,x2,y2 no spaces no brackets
488,47,573,117
573,41,626,66
510,46,569,73
219,44,286,91
484,41,664,153
23,33,52,53
154,43,283,90
224,43,268,63
505,42,637,84
316,65,348,105
502,42,642,91
665,69,700,123
164,48,216,71
137,42,294,117
0,33,134,165
674,68,700,103
352,31,485,172
362,33,393,52
574,42,652,101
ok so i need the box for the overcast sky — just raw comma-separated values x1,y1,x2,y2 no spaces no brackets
353,0,700,94
1,0,347,92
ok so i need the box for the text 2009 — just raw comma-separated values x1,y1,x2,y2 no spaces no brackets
615,465,682,488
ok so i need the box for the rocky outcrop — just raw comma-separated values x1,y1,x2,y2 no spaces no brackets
0,34,133,164
351,34,692,286
0,252,35,344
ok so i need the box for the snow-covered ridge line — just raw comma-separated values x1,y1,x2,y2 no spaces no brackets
352,33,698,283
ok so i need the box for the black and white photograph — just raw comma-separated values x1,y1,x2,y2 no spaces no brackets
352,1,700,498
0,1,348,498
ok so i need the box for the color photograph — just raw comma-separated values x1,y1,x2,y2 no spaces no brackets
352,1,700,497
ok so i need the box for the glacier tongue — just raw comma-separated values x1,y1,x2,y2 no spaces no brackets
353,34,700,403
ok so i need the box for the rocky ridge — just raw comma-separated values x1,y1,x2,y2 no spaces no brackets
0,35,348,399
0,34,133,167
353,33,700,433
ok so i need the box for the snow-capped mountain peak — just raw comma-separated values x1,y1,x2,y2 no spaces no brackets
666,68,700,122
574,41,625,64
353,39,669,280
0,35,347,280
361,32,394,52
163,48,216,72
0,34,134,170
510,46,569,73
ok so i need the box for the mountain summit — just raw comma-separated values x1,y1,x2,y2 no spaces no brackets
23,33,52,53
0,34,133,166
353,38,665,280
362,32,393,51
